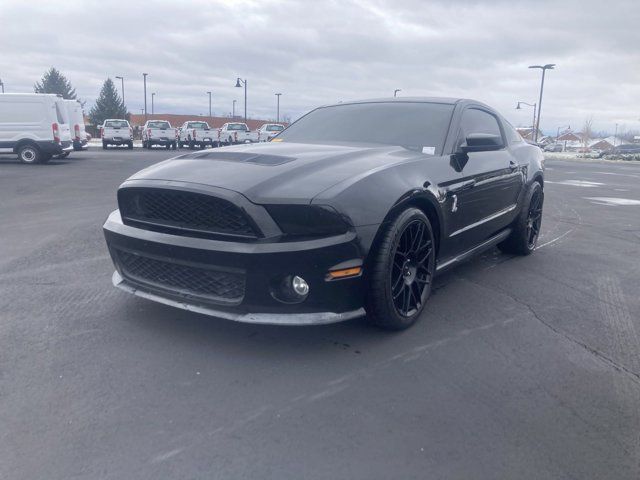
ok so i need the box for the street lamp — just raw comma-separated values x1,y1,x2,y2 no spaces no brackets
115,76,125,108
614,123,619,147
528,64,555,142
151,92,155,115
207,91,212,117
275,93,282,122
232,100,236,118
394,89,401,97
235,77,247,122
0,78,5,93
142,73,149,120
516,101,537,138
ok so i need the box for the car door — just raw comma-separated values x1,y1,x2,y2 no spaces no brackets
447,107,524,249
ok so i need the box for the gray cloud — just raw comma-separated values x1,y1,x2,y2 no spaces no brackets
1,0,638,133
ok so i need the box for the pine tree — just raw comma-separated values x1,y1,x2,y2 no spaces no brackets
88,78,128,126
34,67,77,99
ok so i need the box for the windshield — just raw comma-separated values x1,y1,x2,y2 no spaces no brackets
266,125,284,132
227,123,248,131
277,102,454,153
148,121,171,129
188,122,209,129
104,120,129,128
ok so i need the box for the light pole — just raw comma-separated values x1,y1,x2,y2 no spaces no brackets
394,89,401,97
556,125,570,140
207,91,212,117
0,78,4,93
235,77,247,122
516,101,537,138
142,73,148,120
115,76,125,108
232,100,236,118
151,93,155,115
275,93,282,122
528,64,555,142
614,123,618,147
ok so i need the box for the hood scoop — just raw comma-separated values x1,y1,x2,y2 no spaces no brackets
188,151,296,166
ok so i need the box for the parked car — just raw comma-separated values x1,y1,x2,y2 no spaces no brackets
257,123,285,142
142,120,177,150
0,93,73,164
543,143,563,152
104,98,544,330
600,144,640,157
63,99,88,151
178,121,215,149
218,122,258,145
101,119,133,149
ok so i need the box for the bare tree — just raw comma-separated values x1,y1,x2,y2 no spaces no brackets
582,116,593,150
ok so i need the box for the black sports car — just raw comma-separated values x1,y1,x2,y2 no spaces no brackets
104,98,544,330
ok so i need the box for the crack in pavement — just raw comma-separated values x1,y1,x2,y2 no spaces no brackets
459,275,640,387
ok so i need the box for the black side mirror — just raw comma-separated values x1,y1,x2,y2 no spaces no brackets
460,133,504,153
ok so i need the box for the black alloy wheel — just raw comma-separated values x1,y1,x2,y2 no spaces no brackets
390,218,434,317
526,188,543,249
366,208,435,330
498,181,544,255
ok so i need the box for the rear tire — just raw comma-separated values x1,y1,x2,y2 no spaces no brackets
17,144,42,164
165,143,171,150
172,142,177,150
365,208,435,330
102,141,108,150
498,182,544,255
127,141,133,149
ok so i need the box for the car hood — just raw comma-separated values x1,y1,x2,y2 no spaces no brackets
126,142,418,204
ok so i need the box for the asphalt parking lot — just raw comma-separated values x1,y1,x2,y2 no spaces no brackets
1,149,639,479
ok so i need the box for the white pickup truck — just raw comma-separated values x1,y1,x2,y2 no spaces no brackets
257,123,285,142
178,121,215,149
101,119,133,149
218,122,259,145
142,120,177,150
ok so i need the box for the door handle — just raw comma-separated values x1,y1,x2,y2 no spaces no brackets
447,179,476,196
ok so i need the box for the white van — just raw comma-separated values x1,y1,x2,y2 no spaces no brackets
0,93,73,164
63,99,87,151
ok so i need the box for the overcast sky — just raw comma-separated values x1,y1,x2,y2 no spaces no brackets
1,0,638,133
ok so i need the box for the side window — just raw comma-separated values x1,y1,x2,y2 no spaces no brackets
502,119,523,144
457,108,503,148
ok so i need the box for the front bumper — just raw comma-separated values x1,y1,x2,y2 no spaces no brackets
103,210,369,325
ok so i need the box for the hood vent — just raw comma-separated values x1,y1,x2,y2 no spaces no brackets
189,151,296,166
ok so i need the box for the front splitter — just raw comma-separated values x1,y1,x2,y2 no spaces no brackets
112,271,366,326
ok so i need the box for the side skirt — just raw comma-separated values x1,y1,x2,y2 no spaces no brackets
435,229,511,275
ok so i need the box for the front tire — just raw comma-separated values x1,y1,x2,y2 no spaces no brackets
366,208,435,330
498,182,544,255
17,144,42,164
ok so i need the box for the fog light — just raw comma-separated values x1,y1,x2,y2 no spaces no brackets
270,274,310,304
292,276,309,296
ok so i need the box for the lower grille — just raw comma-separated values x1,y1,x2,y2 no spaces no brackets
115,249,245,305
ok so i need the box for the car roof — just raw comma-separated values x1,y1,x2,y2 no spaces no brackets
317,97,495,111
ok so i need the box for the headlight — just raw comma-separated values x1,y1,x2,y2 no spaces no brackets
265,205,351,237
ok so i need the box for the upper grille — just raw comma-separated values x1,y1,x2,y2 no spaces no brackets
118,188,257,239
115,249,245,305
